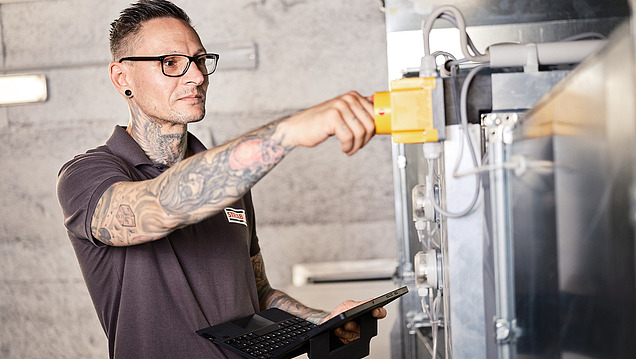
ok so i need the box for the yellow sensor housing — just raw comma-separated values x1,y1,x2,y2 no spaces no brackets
374,77,444,143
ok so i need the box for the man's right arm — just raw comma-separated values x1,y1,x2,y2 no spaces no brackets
91,91,376,246
91,120,290,246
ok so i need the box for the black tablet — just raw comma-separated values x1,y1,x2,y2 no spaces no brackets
306,285,409,337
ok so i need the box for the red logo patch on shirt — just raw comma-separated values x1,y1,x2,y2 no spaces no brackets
224,208,247,226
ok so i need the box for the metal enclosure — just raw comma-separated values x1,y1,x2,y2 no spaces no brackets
511,23,636,357
383,0,635,358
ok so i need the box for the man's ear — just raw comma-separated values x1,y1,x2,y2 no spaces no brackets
109,61,131,97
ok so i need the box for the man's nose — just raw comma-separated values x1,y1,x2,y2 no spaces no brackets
182,60,205,85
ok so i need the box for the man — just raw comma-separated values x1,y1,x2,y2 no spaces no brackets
57,0,384,358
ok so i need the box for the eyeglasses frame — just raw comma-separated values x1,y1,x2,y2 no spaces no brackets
118,53,220,77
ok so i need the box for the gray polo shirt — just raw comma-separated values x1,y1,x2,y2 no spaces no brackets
57,126,260,359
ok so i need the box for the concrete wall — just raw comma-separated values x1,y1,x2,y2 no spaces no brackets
0,0,396,357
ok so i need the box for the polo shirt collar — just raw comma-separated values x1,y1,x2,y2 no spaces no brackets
105,125,208,168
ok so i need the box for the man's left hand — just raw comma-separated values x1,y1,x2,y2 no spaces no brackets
321,300,387,344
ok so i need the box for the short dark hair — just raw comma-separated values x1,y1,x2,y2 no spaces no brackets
109,0,192,60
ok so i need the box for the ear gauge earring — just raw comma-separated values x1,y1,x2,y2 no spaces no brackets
125,89,132,97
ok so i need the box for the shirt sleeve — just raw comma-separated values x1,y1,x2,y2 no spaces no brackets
57,151,134,246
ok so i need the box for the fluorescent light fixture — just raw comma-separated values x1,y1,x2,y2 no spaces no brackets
0,74,48,105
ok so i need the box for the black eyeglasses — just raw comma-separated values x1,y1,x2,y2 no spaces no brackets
118,53,219,77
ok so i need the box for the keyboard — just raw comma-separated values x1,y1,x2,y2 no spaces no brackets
222,317,317,359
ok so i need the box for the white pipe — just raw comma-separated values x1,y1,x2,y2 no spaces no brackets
488,40,607,68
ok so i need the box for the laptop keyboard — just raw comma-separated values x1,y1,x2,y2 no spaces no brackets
223,317,317,359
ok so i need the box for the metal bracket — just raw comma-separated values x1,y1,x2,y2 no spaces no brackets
482,112,521,144
494,318,520,344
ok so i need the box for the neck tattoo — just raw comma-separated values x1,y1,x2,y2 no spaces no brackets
128,116,188,167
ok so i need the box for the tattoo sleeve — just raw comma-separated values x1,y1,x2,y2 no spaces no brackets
251,253,328,324
91,120,292,246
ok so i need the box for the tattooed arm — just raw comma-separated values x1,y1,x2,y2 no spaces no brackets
91,120,290,246
91,91,375,246
251,252,387,344
251,252,329,323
